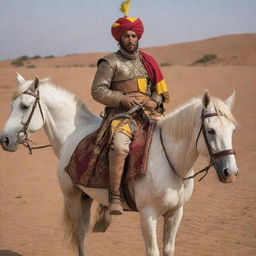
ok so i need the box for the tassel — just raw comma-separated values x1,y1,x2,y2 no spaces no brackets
120,0,131,17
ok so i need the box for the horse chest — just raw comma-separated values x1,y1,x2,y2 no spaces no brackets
157,188,185,213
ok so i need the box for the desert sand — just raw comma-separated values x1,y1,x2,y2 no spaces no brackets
0,34,255,256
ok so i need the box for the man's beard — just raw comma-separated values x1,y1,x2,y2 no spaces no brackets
119,40,139,54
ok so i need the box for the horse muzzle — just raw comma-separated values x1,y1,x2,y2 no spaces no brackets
0,133,19,152
214,156,239,183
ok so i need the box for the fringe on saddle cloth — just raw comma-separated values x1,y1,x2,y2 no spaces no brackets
65,111,157,190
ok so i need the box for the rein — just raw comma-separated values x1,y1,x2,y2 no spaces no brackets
160,109,235,181
17,89,51,154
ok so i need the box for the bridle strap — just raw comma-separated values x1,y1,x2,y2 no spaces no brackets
160,127,213,181
199,110,236,159
159,128,181,179
213,149,235,159
17,89,51,154
22,90,45,123
160,109,236,181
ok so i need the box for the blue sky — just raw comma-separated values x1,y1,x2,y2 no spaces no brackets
0,0,255,61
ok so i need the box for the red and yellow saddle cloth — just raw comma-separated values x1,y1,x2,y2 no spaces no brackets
65,116,156,188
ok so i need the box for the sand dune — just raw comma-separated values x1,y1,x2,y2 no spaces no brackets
0,34,255,255
144,33,256,66
0,33,255,69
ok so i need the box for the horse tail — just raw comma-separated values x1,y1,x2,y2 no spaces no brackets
92,204,112,232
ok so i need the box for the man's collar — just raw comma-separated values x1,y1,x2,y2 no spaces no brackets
119,48,139,60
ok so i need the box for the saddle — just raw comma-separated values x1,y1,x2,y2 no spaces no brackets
65,114,156,210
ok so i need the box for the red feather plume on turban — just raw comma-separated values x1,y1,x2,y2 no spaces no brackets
111,17,144,41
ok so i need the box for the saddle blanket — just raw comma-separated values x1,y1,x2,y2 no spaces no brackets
65,118,156,189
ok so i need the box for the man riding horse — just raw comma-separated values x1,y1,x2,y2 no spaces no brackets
91,1,169,215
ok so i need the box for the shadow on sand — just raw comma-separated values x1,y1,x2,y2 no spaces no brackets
0,251,22,256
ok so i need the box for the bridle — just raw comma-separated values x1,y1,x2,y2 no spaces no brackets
160,109,236,181
17,87,51,154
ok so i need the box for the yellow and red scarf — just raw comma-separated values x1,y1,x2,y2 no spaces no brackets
139,50,169,103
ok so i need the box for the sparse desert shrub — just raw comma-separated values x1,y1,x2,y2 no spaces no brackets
31,55,41,59
73,64,85,67
18,55,29,62
89,63,96,67
160,62,171,67
27,65,36,68
11,59,25,67
11,55,29,67
44,55,55,59
193,54,218,65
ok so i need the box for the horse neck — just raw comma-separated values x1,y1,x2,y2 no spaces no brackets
39,84,98,157
159,102,201,178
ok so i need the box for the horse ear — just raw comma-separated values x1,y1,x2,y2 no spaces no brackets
32,76,40,91
225,91,236,110
16,72,26,85
202,89,211,108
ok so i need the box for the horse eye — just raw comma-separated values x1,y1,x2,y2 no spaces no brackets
20,103,29,110
208,129,215,135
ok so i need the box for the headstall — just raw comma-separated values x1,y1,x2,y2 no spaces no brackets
17,89,51,154
160,109,235,181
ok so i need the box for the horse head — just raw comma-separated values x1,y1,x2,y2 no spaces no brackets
0,73,45,152
196,90,239,183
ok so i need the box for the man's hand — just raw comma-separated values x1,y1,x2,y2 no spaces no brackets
120,95,141,109
143,100,158,111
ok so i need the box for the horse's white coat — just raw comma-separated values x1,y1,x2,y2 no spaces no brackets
1,74,238,256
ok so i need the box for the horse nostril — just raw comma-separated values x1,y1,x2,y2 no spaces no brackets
223,168,229,177
4,137,9,146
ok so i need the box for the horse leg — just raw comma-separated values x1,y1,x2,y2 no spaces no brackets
139,207,160,256
162,206,183,256
59,170,92,256
63,189,92,256
92,204,112,233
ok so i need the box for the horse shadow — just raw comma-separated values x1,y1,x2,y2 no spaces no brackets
0,250,22,256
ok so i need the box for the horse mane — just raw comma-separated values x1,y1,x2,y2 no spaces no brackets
158,96,237,140
12,78,84,107
12,77,98,123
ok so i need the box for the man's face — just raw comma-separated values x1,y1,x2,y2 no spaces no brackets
119,30,139,54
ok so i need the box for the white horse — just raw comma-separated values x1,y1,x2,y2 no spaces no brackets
1,74,239,256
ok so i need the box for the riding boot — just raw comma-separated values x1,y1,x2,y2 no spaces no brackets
108,132,131,215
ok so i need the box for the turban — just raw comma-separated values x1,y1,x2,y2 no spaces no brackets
111,17,144,41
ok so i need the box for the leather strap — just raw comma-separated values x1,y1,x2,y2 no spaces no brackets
160,108,236,181
203,113,219,118
17,89,51,154
213,149,236,159
110,79,140,94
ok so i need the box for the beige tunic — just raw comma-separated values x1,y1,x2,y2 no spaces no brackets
91,50,162,111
